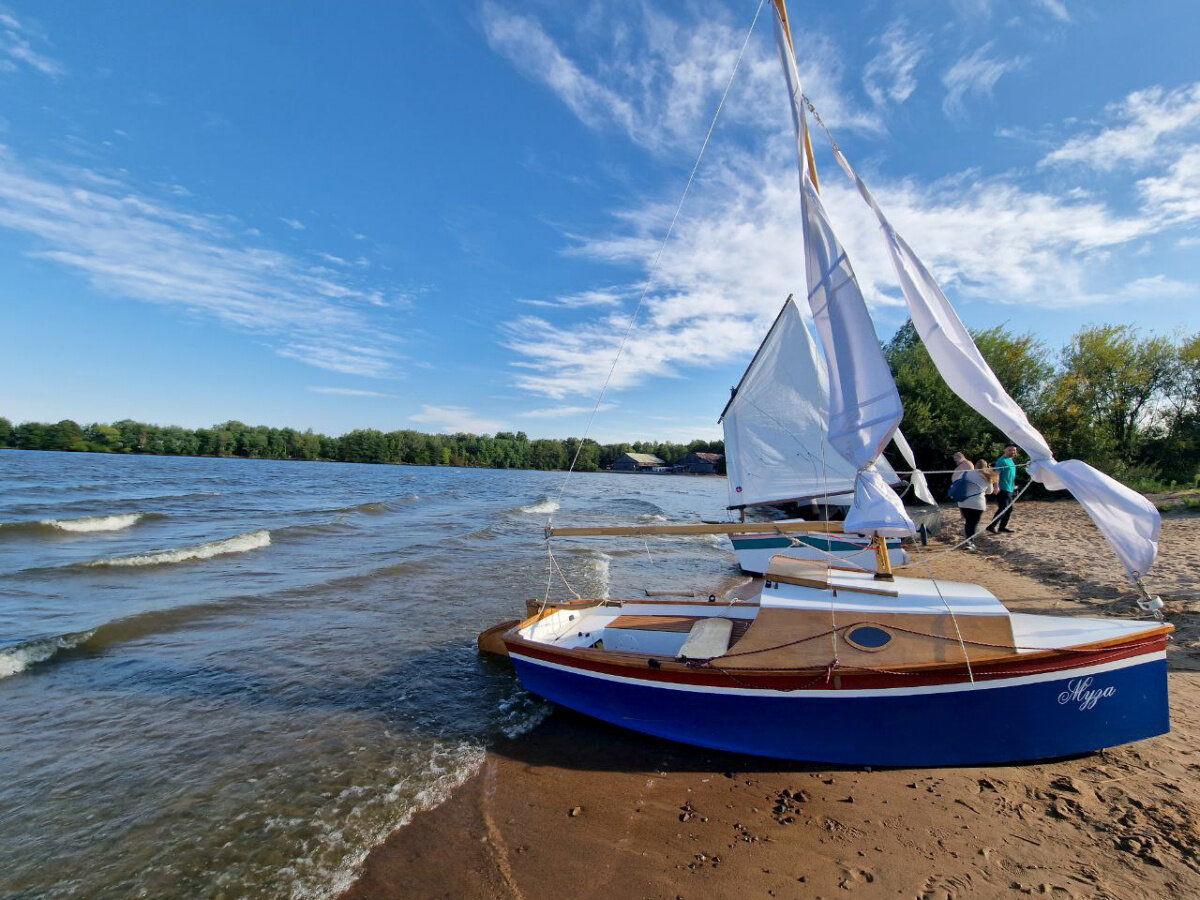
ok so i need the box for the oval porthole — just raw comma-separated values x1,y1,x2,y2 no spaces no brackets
846,625,892,652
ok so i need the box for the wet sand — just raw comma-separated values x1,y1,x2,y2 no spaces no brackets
343,501,1200,900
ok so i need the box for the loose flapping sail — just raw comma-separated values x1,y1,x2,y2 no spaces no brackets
720,296,900,509
774,11,914,538
819,132,1162,585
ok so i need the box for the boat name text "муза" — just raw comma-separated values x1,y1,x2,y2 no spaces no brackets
1058,677,1117,711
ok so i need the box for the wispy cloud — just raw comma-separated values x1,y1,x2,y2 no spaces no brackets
941,43,1026,119
1138,147,1200,225
0,9,65,78
503,147,1181,399
1041,82,1200,172
1031,0,1072,23
0,149,403,377
308,386,396,398
519,403,616,418
280,217,306,231
863,21,925,108
480,1,880,156
409,405,505,434
516,286,633,309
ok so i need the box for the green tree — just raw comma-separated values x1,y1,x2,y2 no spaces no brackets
885,320,1052,470
1042,325,1178,467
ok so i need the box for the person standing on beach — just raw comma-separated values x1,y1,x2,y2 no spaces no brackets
987,444,1020,533
952,459,990,550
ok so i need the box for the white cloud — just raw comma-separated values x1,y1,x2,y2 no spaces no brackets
504,151,1170,399
308,386,396,398
409,405,506,434
480,1,880,157
0,149,403,377
941,43,1026,119
0,11,65,78
517,287,632,309
519,403,616,418
1138,147,1200,224
1041,82,1200,172
1031,0,1072,23
863,21,925,108
280,217,306,231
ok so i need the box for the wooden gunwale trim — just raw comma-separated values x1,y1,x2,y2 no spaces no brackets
503,625,1171,689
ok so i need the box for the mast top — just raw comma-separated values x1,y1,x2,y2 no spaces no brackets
772,0,820,191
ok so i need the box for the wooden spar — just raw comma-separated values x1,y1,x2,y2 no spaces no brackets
871,534,895,581
546,521,846,538
771,0,819,192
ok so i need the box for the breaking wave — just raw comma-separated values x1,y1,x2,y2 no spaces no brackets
87,530,271,568
42,513,145,533
1,513,157,537
0,630,95,679
518,498,559,515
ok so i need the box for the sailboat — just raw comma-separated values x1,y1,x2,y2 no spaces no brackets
719,294,935,575
484,0,1171,766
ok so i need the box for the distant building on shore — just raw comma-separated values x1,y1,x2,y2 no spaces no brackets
612,452,667,472
676,451,724,475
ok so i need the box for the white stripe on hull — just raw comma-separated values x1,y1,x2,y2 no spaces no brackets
508,650,1166,699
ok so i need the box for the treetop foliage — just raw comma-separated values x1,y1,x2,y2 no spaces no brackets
0,416,722,473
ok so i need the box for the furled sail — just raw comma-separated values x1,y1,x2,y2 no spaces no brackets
824,142,1161,582
720,296,899,509
773,10,914,537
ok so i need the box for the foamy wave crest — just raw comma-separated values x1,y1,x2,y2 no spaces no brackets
497,688,551,739
518,498,560,515
290,741,486,900
88,530,271,568
0,630,95,679
588,551,612,599
42,513,144,533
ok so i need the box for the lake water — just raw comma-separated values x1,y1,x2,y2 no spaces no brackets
0,450,737,898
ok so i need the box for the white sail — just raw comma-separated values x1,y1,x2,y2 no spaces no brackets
774,12,914,537
720,297,900,508
825,144,1161,581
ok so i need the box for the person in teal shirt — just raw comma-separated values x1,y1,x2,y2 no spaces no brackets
986,444,1019,533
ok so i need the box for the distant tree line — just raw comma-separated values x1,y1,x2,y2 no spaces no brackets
0,415,723,473
3,323,1195,490
884,322,1199,492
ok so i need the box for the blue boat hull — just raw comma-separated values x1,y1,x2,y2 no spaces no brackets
510,653,1169,766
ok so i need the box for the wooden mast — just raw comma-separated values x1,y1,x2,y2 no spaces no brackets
772,0,819,192
774,0,893,580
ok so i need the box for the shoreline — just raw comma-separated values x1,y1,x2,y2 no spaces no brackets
342,501,1200,899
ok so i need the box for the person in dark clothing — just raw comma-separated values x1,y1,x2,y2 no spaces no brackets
986,444,1020,533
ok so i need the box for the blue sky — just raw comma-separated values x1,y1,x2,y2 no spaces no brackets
2,0,1198,443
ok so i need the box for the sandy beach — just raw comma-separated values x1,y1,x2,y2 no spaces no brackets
343,500,1200,899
